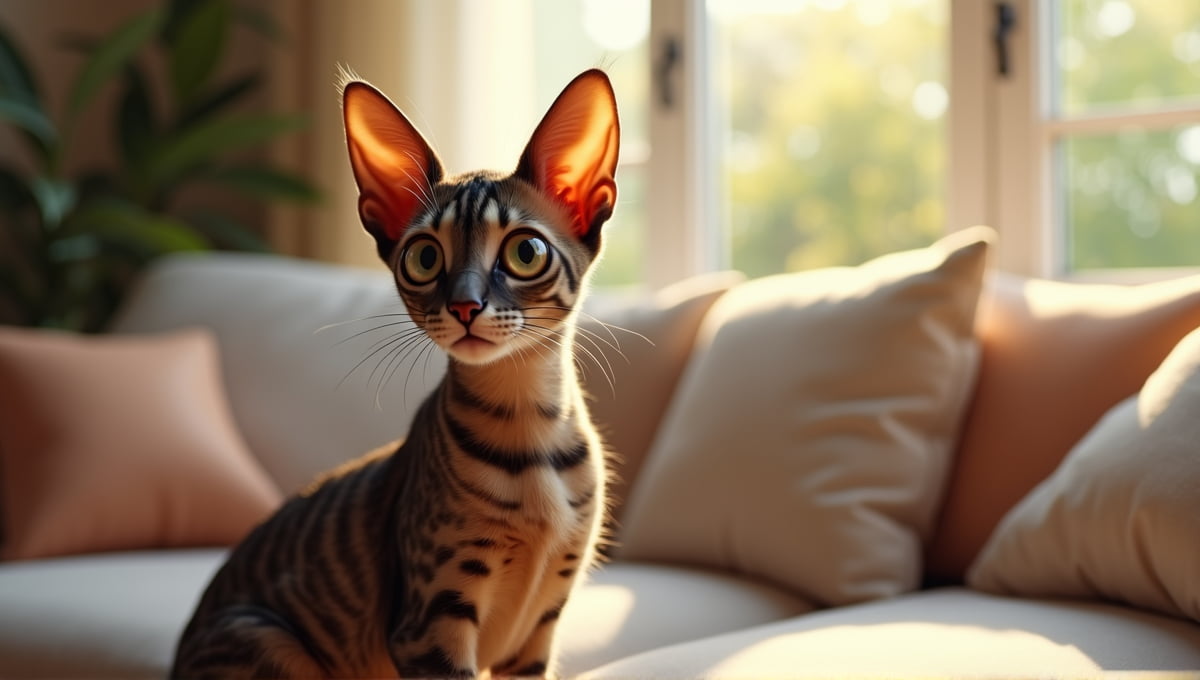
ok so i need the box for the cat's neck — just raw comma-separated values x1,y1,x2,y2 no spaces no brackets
444,325,583,423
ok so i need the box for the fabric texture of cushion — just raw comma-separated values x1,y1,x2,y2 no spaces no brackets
579,271,744,518
967,326,1200,622
576,588,1200,679
0,328,281,561
618,227,993,605
111,253,735,504
928,272,1200,582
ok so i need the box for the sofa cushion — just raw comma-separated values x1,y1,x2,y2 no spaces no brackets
111,254,440,494
0,549,222,679
580,271,744,518
968,326,1200,622
557,561,811,676
0,328,281,561
0,551,809,678
619,227,992,606
928,272,1200,582
111,254,736,504
577,588,1200,678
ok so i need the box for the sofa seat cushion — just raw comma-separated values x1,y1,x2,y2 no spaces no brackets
578,588,1200,678
0,549,223,679
0,552,809,678
557,561,813,676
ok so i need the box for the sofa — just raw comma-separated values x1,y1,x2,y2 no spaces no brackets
2,226,1200,678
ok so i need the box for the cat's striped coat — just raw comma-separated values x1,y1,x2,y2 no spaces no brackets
171,69,619,679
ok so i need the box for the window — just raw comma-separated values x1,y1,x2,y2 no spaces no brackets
531,0,651,288
533,0,1200,289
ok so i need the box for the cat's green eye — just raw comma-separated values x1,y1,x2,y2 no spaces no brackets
401,237,444,285
501,232,551,280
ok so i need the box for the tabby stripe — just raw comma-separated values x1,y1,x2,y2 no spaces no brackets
568,488,595,509
534,292,571,310
459,559,491,576
412,589,478,641
477,183,500,225
334,469,373,615
538,601,566,626
560,253,580,294
514,661,548,676
548,441,590,471
449,371,515,420
315,477,367,621
400,645,473,679
522,274,561,301
444,412,536,475
294,487,352,656
447,462,522,511
273,493,342,667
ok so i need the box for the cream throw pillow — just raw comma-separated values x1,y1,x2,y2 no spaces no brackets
968,326,1200,622
620,227,993,605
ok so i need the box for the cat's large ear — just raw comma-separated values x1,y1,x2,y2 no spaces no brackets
343,82,443,260
515,69,620,250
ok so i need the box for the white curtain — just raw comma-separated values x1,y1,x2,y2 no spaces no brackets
267,0,536,269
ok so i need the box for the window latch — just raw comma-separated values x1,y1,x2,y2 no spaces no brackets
994,1,1018,77
655,36,681,109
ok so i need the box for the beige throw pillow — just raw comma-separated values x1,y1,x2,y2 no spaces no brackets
580,271,744,519
0,327,282,561
619,227,993,605
968,326,1200,622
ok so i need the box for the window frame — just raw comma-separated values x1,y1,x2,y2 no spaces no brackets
648,0,1200,288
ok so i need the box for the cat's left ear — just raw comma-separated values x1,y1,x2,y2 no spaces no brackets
515,69,620,250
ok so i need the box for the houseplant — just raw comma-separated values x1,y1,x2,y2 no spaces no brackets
0,0,316,331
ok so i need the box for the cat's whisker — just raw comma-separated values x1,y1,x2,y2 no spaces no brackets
368,334,428,405
314,311,422,335
522,324,615,397
375,334,430,410
523,315,630,365
332,320,423,347
522,306,654,350
338,329,422,392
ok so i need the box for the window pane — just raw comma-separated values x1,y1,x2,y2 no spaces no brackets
532,0,649,287
1056,1,1200,116
1064,125,1200,270
710,0,946,278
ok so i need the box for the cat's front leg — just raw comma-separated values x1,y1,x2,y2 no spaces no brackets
388,590,482,679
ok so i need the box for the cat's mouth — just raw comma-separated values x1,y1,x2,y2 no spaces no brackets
453,334,495,351
448,333,504,365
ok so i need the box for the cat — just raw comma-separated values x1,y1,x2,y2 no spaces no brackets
170,68,619,679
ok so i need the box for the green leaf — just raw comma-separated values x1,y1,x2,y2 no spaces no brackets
168,0,230,105
0,98,56,145
0,23,55,159
234,4,285,43
0,22,39,105
65,201,209,255
202,164,319,203
117,65,157,169
30,176,77,229
162,0,206,42
66,9,162,122
188,211,272,252
146,113,308,185
178,70,261,127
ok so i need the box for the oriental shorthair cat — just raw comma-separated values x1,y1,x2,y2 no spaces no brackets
172,69,619,679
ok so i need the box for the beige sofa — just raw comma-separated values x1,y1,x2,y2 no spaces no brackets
2,227,1200,678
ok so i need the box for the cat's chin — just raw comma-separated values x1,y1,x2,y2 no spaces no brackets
446,336,509,365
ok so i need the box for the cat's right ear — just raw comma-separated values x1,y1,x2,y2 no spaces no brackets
343,82,443,260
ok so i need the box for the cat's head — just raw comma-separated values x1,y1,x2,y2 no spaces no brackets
342,70,619,366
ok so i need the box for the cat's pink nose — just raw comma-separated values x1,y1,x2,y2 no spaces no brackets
448,299,484,324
